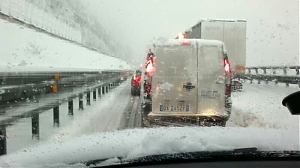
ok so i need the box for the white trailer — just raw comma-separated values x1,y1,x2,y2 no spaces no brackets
177,19,247,90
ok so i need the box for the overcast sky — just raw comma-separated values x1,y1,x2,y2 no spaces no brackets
81,0,299,66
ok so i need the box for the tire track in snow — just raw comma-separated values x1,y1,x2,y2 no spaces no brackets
228,83,299,129
127,96,139,129
102,80,132,132
47,80,132,140
227,107,285,129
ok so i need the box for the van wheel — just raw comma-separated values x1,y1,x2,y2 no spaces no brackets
131,88,135,96
142,118,151,128
141,103,151,128
220,121,226,127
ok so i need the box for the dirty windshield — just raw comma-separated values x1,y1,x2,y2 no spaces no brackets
0,0,299,167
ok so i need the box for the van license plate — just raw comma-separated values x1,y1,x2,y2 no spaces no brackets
160,103,186,112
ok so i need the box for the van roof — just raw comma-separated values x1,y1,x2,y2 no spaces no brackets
154,39,225,48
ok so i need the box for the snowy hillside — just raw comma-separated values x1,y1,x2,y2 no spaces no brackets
0,18,132,72
26,0,130,60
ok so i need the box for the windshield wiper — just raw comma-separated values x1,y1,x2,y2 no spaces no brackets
82,157,124,167
72,147,300,168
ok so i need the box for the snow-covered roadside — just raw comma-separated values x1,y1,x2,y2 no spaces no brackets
5,80,131,154
0,83,299,167
0,18,131,72
47,80,132,141
0,126,299,167
229,83,300,129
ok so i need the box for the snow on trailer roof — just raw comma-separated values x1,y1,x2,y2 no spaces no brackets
197,19,247,22
154,39,225,47
184,19,247,33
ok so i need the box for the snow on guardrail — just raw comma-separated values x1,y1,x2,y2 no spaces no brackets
242,66,300,87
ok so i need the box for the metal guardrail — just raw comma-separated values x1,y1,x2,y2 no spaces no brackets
0,75,129,155
246,66,300,75
242,66,300,86
0,70,132,103
0,0,81,43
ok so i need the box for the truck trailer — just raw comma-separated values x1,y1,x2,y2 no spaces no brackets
175,19,247,90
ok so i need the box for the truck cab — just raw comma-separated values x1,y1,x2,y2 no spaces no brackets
142,39,232,127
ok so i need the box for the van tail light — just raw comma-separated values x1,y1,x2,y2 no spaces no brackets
145,56,156,76
146,61,153,72
178,33,184,39
224,58,231,73
224,58,231,95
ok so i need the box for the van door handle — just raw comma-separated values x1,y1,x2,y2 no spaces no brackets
183,82,195,90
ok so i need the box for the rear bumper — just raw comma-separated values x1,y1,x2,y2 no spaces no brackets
143,114,227,127
131,86,140,91
147,113,227,122
148,112,227,117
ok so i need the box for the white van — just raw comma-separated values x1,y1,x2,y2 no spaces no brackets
143,39,232,127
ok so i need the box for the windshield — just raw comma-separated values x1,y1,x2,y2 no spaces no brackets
0,0,299,167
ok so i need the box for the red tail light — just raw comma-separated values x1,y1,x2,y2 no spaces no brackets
146,61,153,72
224,58,231,95
145,56,156,76
224,58,230,73
146,84,151,95
133,75,141,86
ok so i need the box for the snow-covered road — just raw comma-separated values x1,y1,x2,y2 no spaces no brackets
4,80,299,155
5,80,134,153
229,82,299,129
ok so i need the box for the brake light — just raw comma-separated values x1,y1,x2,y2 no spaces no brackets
133,75,141,86
146,84,151,95
224,58,230,73
146,61,153,72
224,58,231,95
145,57,155,73
178,32,184,39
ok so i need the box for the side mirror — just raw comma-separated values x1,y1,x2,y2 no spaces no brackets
282,91,300,115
